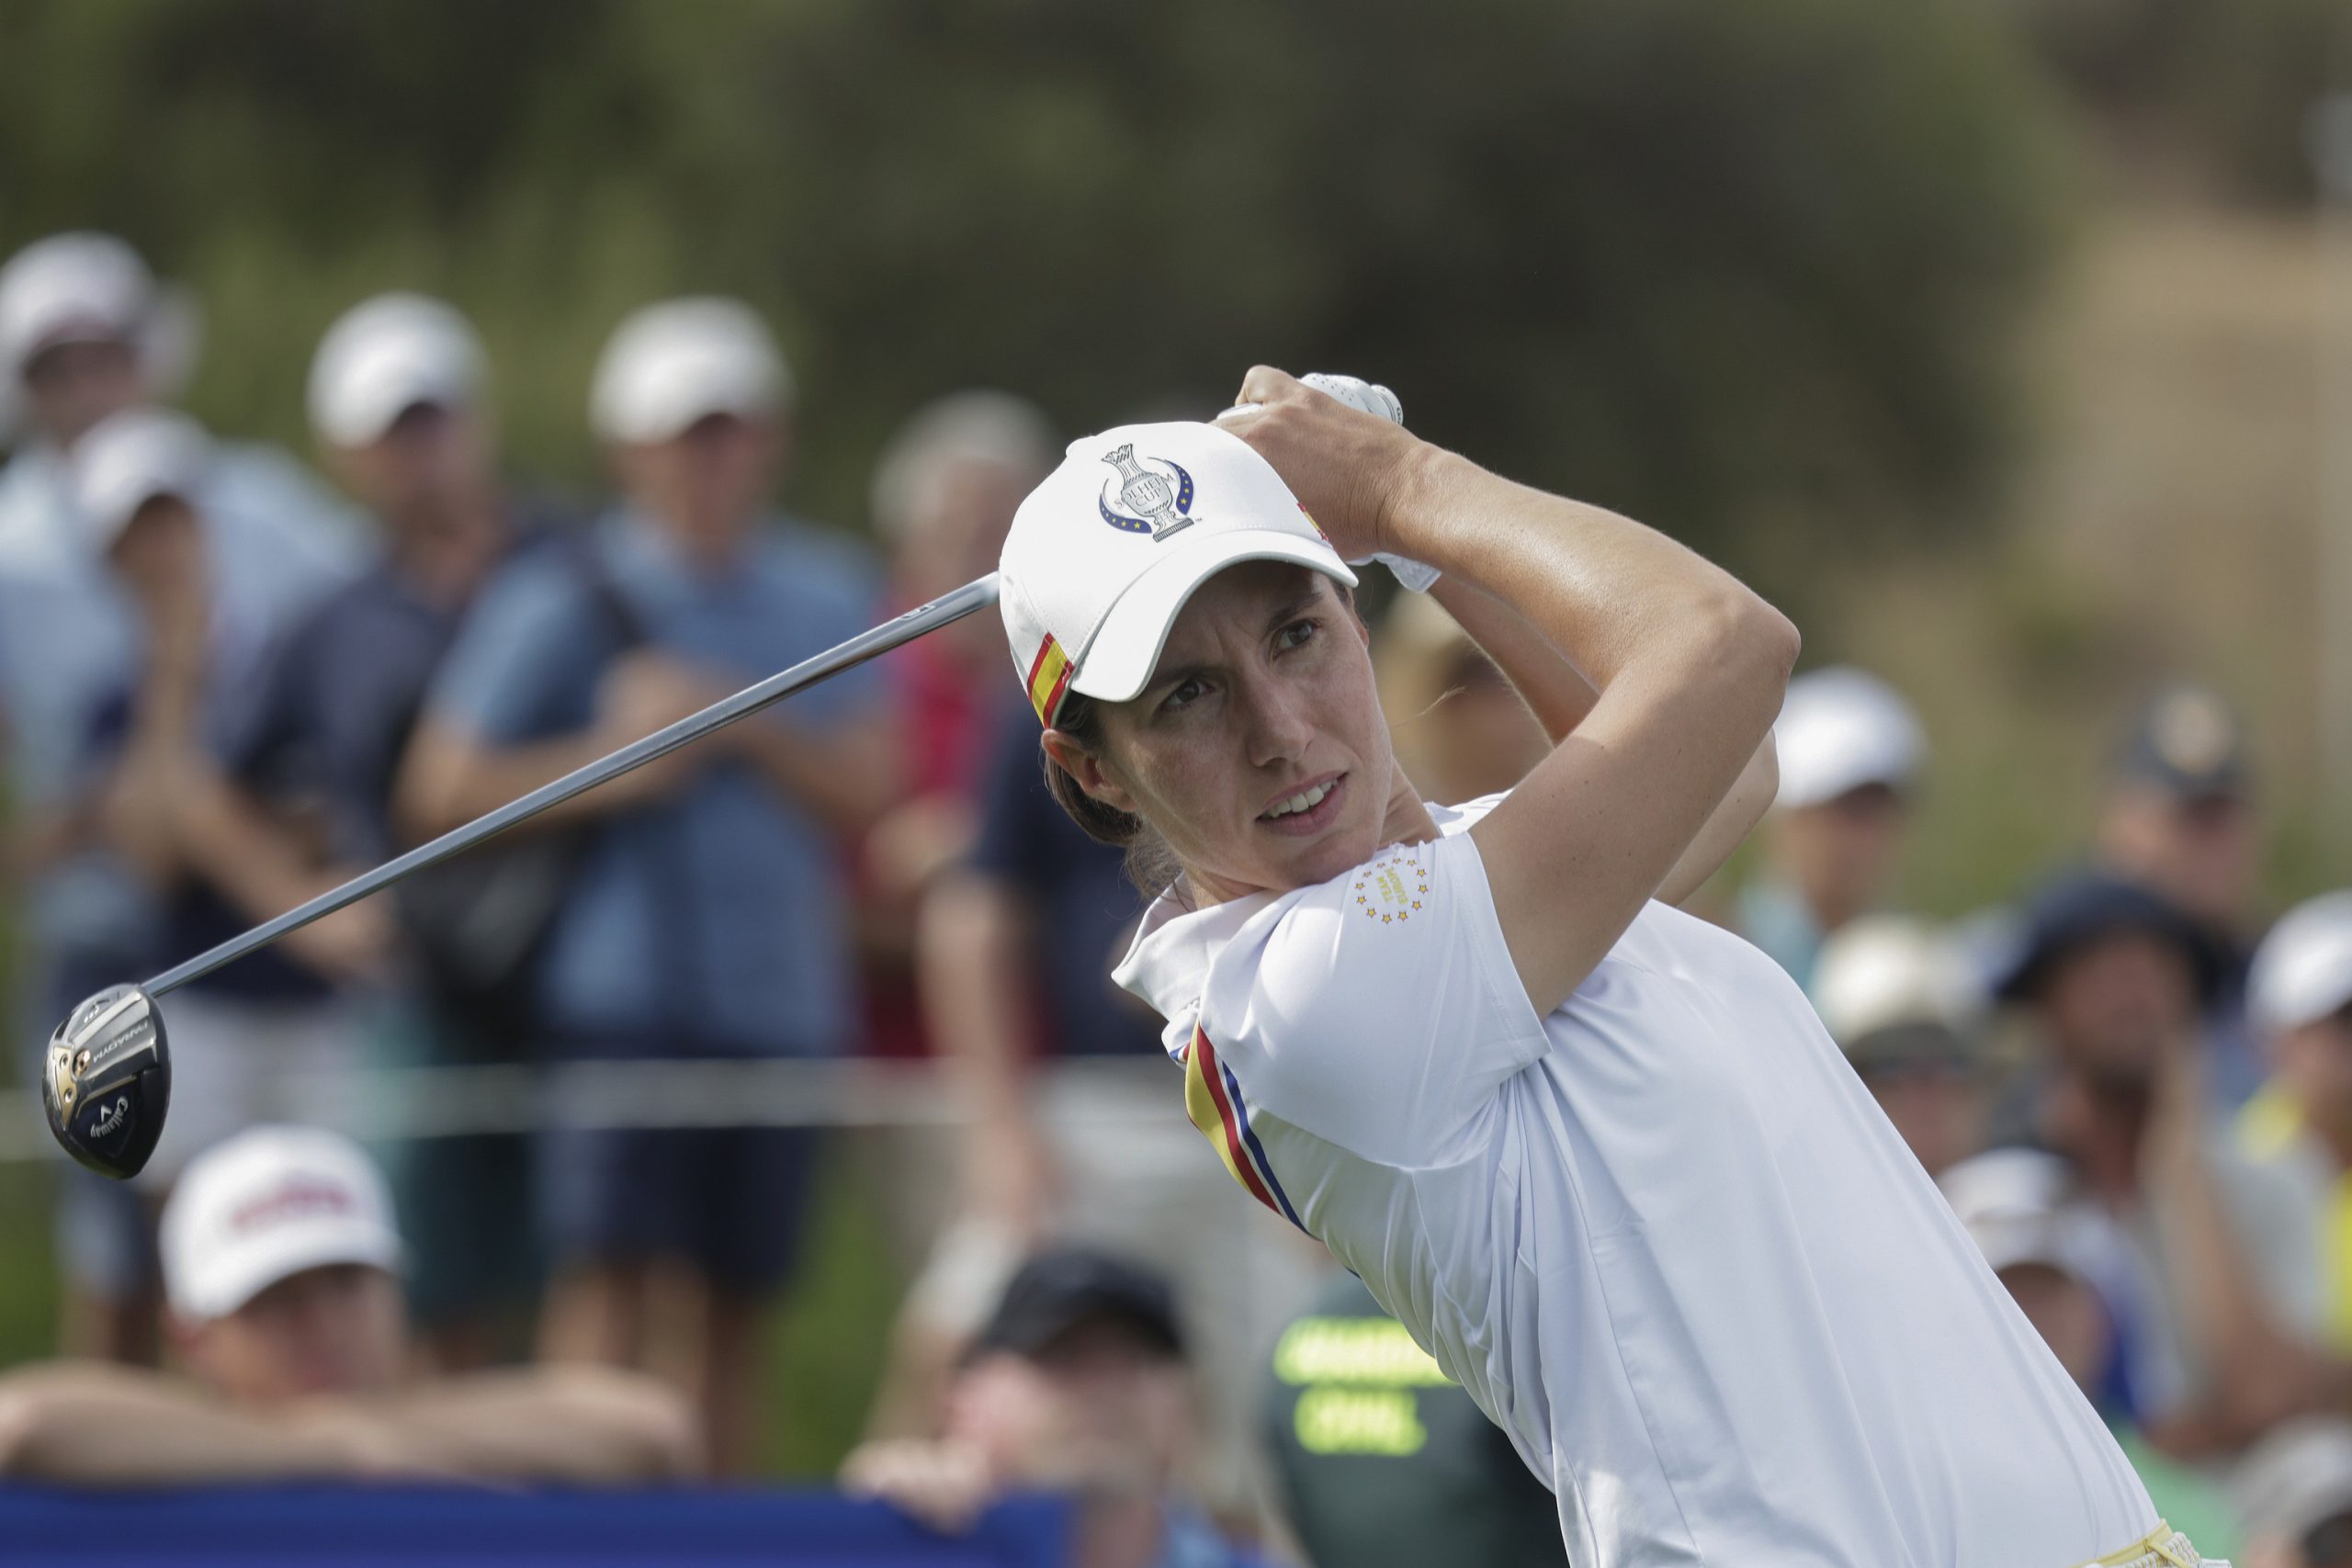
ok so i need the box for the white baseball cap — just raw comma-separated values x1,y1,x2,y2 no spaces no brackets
1773,666,1925,810
70,405,210,552
997,420,1356,725
870,389,1058,545
1938,1147,2116,1285
0,231,156,380
591,296,792,445
161,1125,403,1323
2250,892,2352,1036
308,292,487,448
1812,915,1983,1055
2235,1417,2352,1544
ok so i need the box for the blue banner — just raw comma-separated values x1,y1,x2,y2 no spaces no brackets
0,1485,1070,1566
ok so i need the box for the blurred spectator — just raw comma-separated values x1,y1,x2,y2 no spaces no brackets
2237,1420,2352,1568
2098,682,2266,1106
1940,1148,2245,1560
400,296,903,1472
0,232,360,1363
64,409,377,1189
843,1247,1263,1568
216,293,552,1371
0,1125,695,1483
1995,868,2325,1439
1372,592,1547,807
1261,1270,1566,1568
876,703,1318,1523
860,390,1058,1060
2238,895,2352,1353
1813,915,1991,1177
1736,666,1924,993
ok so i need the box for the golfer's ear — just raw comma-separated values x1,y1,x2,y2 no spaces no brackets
1042,729,1136,814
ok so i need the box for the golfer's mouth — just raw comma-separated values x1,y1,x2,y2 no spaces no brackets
1259,773,1346,836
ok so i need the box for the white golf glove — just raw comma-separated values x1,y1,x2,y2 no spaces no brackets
1227,372,1441,592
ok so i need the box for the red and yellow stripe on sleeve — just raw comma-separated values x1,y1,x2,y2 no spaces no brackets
1182,1026,1302,1229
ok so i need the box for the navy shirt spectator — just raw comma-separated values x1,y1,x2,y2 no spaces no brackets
965,704,1160,1060
227,289,562,1372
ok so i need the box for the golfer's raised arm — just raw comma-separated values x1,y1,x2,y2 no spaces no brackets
1427,575,1779,909
1231,367,1798,1016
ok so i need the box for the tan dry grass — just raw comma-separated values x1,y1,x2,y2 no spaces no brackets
1813,200,2338,913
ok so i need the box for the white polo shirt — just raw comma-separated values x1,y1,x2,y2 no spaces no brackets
1114,795,2158,1568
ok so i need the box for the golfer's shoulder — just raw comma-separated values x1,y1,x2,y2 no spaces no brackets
1200,829,1523,1071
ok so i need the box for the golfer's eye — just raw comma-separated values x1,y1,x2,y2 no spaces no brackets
1276,618,1318,652
1161,676,1209,713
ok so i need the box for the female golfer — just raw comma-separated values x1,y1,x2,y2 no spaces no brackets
994,369,2211,1568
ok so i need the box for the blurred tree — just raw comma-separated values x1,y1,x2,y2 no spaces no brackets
0,0,2065,604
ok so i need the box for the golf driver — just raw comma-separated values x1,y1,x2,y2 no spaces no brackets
41,573,1003,1179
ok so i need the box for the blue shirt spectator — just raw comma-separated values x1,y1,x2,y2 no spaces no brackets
426,508,881,1055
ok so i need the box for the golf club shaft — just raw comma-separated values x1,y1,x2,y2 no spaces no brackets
141,572,1004,998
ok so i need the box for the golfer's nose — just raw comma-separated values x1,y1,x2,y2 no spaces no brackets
1243,674,1314,769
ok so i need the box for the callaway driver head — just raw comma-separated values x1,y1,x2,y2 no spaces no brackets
43,985,171,1179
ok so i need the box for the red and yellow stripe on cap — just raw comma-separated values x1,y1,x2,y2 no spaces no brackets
1025,634,1074,726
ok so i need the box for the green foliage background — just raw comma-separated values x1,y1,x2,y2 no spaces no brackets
1,0,2069,614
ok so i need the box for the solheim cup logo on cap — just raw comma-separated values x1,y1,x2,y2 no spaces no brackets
1099,445,1199,542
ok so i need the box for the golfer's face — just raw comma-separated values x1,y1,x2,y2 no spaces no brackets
1097,561,1392,897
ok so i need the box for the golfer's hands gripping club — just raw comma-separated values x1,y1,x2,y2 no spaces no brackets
1217,368,1440,591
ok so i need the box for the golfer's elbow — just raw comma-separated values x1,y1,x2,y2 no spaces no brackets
1685,585,1801,715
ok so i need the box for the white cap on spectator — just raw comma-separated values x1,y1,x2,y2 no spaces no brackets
1773,666,1925,810
308,292,487,448
0,234,199,438
591,297,791,445
1939,1148,2114,1284
2250,892,2352,1036
70,406,210,552
0,232,153,380
1812,916,1982,1052
870,389,1059,544
2236,1418,2352,1545
162,1125,402,1323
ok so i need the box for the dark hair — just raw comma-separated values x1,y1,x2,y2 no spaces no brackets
1042,689,1186,898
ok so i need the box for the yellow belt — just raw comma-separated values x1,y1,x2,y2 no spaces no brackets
2077,1521,2211,1568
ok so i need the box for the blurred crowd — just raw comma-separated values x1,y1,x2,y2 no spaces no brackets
0,230,2347,1568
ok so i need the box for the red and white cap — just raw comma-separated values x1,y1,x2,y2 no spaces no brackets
998,420,1355,727
161,1125,403,1322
